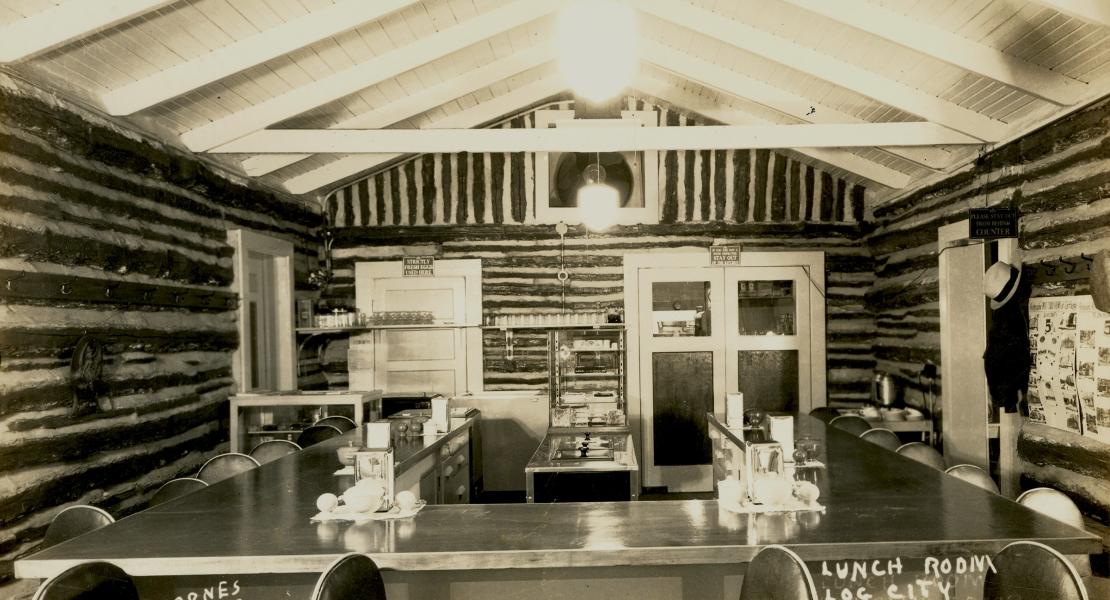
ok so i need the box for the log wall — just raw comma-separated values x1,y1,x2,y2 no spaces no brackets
0,76,320,598
318,99,874,405
866,96,1110,520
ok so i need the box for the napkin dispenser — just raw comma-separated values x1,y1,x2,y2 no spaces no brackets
354,448,395,512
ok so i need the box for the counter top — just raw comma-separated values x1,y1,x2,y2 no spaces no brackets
389,415,476,475
16,416,1100,579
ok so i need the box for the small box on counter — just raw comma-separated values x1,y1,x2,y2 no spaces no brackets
768,415,794,461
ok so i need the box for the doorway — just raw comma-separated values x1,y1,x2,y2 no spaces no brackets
624,251,826,491
227,229,296,393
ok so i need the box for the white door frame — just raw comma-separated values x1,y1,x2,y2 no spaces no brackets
227,229,296,393
624,250,826,489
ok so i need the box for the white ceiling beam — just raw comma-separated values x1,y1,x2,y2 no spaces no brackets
1031,0,1110,27
782,0,1086,105
641,42,958,169
637,0,1010,141
280,76,567,194
101,0,421,115
0,0,175,63
634,77,913,189
237,46,554,177
180,0,565,152
214,123,978,154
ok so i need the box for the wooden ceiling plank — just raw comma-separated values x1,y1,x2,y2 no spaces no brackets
642,42,955,169
182,0,564,152
101,0,421,115
782,0,1087,105
637,77,912,189
0,0,176,63
1031,0,1110,28
279,75,567,194
238,45,553,176
638,0,1009,141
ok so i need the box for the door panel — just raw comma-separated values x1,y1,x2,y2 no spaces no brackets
652,351,714,466
737,350,799,413
638,267,724,490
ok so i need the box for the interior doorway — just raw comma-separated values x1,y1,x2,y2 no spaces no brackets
624,251,826,491
227,229,296,393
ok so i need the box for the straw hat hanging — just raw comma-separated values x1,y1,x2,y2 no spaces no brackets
984,261,1023,310
1090,250,1110,313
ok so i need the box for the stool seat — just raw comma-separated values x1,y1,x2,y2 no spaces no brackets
149,478,208,508
945,464,1000,494
297,424,344,448
310,553,387,600
983,540,1089,600
314,415,357,433
196,453,259,484
249,439,302,464
896,442,946,471
829,415,872,436
859,428,901,451
739,545,818,600
31,561,138,600
42,506,114,550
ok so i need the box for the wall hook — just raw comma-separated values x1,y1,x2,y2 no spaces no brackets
60,280,74,295
104,282,121,299
5,271,26,292
1039,259,1056,276
1060,258,1077,274
1081,253,1094,262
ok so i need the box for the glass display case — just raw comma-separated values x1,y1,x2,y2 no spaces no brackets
547,326,626,431
229,390,382,453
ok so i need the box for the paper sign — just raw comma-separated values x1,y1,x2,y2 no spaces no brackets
402,256,434,277
710,246,741,265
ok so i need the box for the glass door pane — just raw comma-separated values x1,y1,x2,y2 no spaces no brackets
651,281,713,336
736,280,795,335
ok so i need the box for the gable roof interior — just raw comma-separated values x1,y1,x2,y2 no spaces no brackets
2,0,1109,211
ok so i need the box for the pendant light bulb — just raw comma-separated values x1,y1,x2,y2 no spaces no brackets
577,182,619,231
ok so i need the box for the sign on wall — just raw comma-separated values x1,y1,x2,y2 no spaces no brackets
1027,295,1110,443
969,207,1019,239
709,246,741,265
402,256,434,277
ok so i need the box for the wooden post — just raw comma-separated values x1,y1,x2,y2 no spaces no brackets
999,408,1022,498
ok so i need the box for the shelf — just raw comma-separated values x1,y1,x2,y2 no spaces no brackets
568,348,619,353
482,323,624,331
297,323,478,334
246,429,303,436
560,371,619,379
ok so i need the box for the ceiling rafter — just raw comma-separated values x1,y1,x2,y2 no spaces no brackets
0,0,176,63
636,0,1010,142
281,76,568,195
634,76,913,189
781,0,1087,106
1030,0,1110,27
213,124,978,154
238,45,554,177
640,42,959,170
180,0,566,152
101,0,422,115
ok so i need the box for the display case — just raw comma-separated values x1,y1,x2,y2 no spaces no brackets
525,431,639,502
547,326,626,431
229,390,382,453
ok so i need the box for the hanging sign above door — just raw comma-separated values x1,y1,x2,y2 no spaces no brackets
402,256,434,277
709,246,742,265
969,207,1019,239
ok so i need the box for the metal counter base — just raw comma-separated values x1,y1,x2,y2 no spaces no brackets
524,431,640,503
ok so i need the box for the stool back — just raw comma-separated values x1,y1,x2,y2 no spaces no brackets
1017,488,1085,529
296,424,344,447
31,561,138,600
310,553,387,600
808,407,839,424
249,439,302,464
42,506,114,550
859,428,901,451
896,442,946,471
983,540,1088,600
829,415,872,436
196,453,259,484
149,478,208,507
739,545,818,600
945,464,1000,494
315,415,357,433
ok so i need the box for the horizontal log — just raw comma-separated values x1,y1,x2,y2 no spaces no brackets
0,328,238,360
0,270,236,312
1018,422,1110,481
1020,466,1110,522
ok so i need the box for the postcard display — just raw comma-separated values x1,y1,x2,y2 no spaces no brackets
1027,295,1110,443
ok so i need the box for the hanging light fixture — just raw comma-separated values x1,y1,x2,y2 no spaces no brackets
556,1,637,103
578,153,619,231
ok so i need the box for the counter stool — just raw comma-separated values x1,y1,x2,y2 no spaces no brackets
296,424,344,447
1018,488,1093,583
859,428,901,451
149,478,208,507
983,540,1089,600
895,442,946,471
829,415,872,436
249,439,302,464
945,464,1000,494
42,505,114,550
314,415,357,433
739,545,818,600
196,453,260,484
310,553,387,600
808,407,839,424
31,561,138,600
